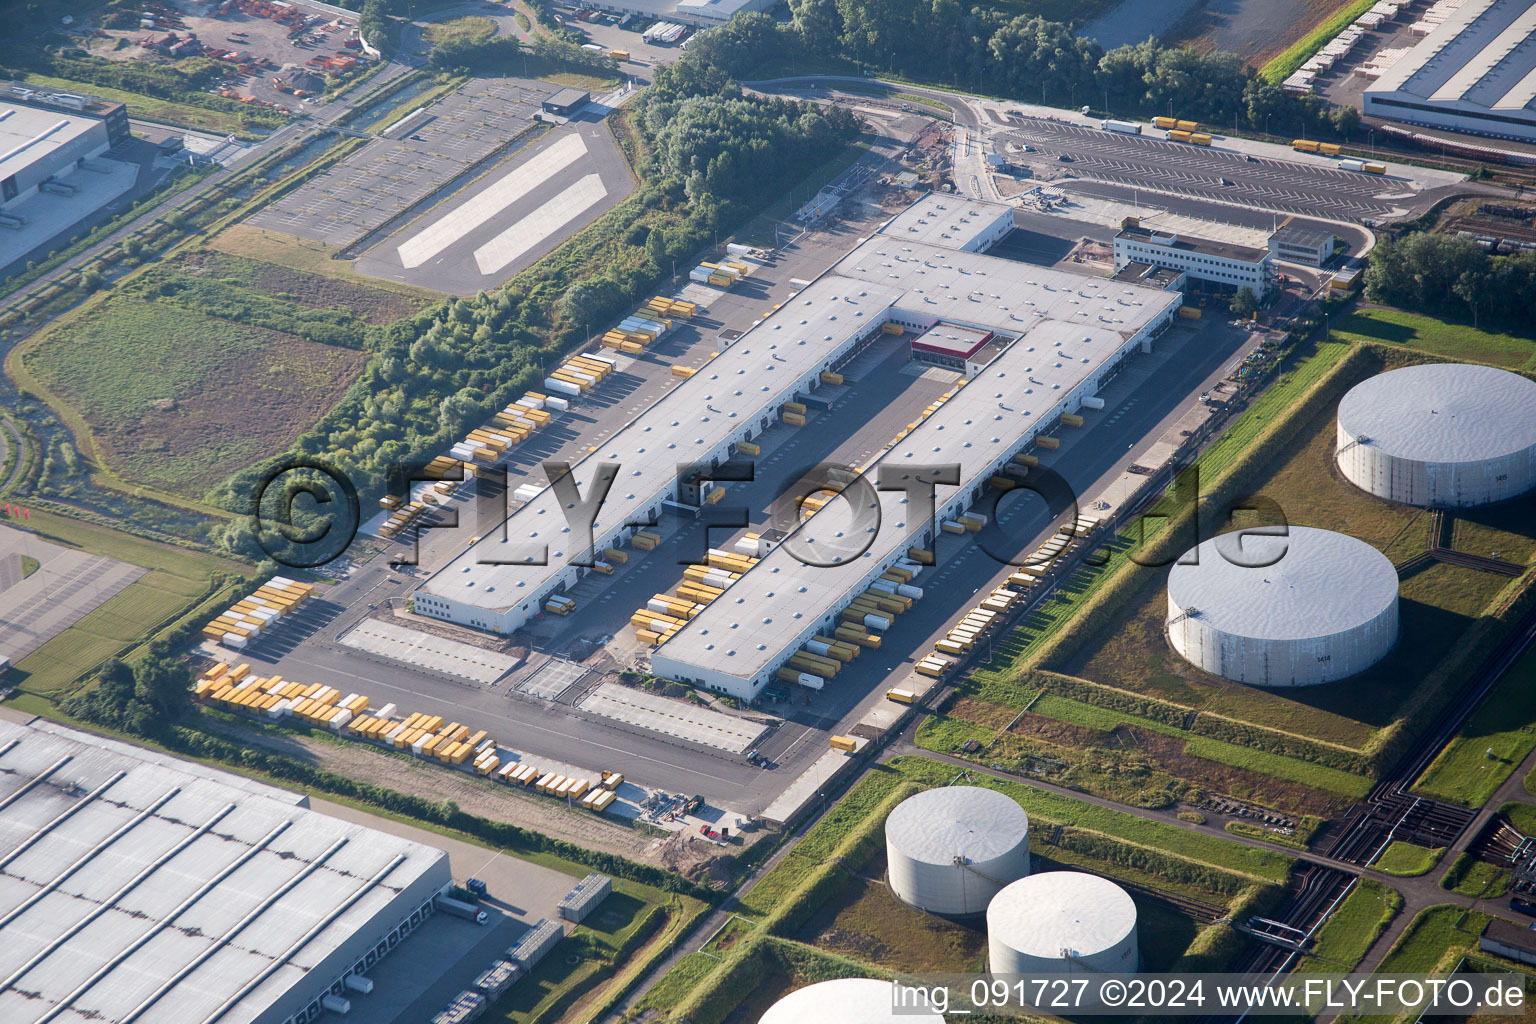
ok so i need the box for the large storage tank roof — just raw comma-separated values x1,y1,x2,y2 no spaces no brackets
988,872,1137,960
758,978,945,1024
1337,363,1536,464
1167,527,1396,642
885,785,1029,867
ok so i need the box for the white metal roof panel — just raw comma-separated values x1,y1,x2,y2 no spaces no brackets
1337,362,1536,462
885,787,1029,865
1166,527,1398,642
0,718,448,1024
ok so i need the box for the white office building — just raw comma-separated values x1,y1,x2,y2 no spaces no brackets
1114,224,1275,300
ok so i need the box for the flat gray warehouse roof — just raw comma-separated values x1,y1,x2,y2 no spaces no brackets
0,717,449,1024
0,102,103,183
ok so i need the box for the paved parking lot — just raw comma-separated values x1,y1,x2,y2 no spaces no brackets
354,121,634,294
249,77,548,247
577,682,769,754
339,618,523,685
517,658,588,700
1001,114,1416,220
0,526,144,665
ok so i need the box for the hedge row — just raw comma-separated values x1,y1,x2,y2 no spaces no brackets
1053,827,1248,897
1038,671,1373,775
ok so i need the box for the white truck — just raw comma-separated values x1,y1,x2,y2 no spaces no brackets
1101,119,1141,135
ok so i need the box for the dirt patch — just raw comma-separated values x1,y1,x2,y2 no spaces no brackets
196,713,671,865
797,851,988,973
175,250,431,324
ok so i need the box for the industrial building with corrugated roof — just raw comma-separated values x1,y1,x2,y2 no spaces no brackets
0,716,451,1024
415,195,1181,699
1363,0,1536,141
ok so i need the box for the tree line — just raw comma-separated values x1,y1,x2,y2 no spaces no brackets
1364,231,1536,329
692,6,1361,142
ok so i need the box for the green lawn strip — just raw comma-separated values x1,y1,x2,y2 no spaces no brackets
1441,853,1513,899
1331,308,1536,372
1414,644,1536,807
1260,0,1380,84
12,631,133,697
1368,905,1490,975
889,756,1293,882
1503,800,1536,835
1032,694,1372,798
1294,879,1403,971
19,506,251,581
1371,840,1445,877
632,953,719,1017
14,72,252,133
1224,821,1310,850
19,555,39,579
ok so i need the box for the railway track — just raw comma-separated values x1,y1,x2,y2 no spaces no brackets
1322,600,1536,867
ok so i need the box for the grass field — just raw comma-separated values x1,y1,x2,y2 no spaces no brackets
1414,646,1536,807
1441,854,1512,899
1295,879,1402,971
1064,358,1527,756
1368,905,1489,974
797,853,989,973
209,224,445,300
6,511,249,700
1259,0,1378,83
425,15,498,45
19,555,39,578
174,250,431,325
13,72,254,133
1331,309,1536,372
1504,801,1536,835
1034,694,1373,798
21,297,366,499
1371,841,1444,877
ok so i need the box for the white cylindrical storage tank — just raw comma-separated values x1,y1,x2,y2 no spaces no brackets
988,872,1138,975
1336,363,1536,507
1166,526,1397,686
885,786,1030,915
759,978,944,1024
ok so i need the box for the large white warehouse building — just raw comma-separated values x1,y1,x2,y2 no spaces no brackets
417,194,1181,700
1166,527,1399,686
0,84,130,211
759,978,945,1024
885,786,1030,915
1362,0,1536,142
0,716,451,1024
1336,363,1536,507
987,872,1139,975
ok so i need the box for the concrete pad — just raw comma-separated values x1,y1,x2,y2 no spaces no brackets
0,158,137,257
473,173,608,274
338,618,522,685
397,133,588,269
577,682,768,754
0,525,145,664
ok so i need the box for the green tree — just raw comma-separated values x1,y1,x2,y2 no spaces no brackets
1230,286,1258,319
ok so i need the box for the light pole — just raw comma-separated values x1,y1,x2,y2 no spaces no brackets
1369,129,1375,158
